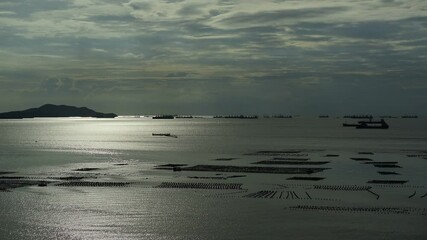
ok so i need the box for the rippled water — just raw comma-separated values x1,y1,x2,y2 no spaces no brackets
1,117,427,239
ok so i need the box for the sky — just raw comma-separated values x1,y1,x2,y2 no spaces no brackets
0,0,426,115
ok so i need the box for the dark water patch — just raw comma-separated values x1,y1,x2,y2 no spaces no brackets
155,182,243,190
245,150,304,156
364,161,398,165
323,154,339,157
55,176,85,181
367,180,407,184
409,191,417,198
257,150,302,154
350,157,373,161
57,181,131,187
373,164,402,168
421,193,427,198
377,171,400,175
253,160,329,165
157,164,330,175
358,152,374,155
1,179,52,191
407,154,427,158
157,164,188,168
273,154,309,157
0,176,26,179
227,175,246,179
187,175,246,180
188,176,227,180
287,177,325,181
272,157,310,161
213,158,237,161
114,163,128,166
0,171,15,175
73,168,100,172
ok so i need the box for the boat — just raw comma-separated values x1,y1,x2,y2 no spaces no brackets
152,115,174,119
343,119,389,129
356,119,389,129
152,133,178,138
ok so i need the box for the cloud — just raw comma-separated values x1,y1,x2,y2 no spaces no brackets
177,4,207,16
0,0,427,114
0,11,16,16
119,52,144,59
90,48,107,53
213,7,348,29
165,72,194,78
127,1,152,10
40,77,80,95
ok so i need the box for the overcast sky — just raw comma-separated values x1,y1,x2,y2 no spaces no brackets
0,0,426,115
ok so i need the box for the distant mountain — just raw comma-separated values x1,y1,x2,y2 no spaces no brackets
0,104,117,119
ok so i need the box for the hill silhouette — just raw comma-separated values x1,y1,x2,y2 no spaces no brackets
0,104,117,119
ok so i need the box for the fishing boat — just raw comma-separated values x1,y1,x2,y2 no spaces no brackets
343,119,389,129
356,119,389,129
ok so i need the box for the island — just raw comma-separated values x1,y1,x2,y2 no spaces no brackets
0,104,117,119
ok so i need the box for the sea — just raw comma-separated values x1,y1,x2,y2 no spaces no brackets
1,117,426,239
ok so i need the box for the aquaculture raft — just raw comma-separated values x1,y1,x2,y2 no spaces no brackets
158,164,330,175
155,182,243,190
57,182,131,187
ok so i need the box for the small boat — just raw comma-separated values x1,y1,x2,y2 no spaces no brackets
152,133,178,138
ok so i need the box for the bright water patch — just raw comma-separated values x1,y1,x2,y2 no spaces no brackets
1,118,427,239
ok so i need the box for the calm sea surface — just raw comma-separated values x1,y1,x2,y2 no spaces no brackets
1,118,426,239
